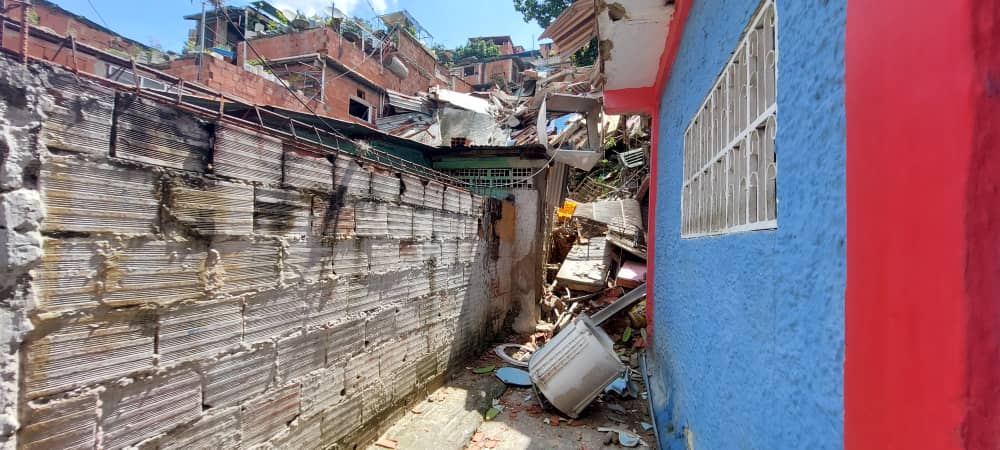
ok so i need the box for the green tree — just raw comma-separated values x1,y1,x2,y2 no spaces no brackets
570,37,599,67
512,0,572,28
453,39,502,61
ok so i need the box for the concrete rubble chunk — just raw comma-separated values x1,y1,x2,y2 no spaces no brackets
202,343,276,409
241,383,301,447
101,369,202,450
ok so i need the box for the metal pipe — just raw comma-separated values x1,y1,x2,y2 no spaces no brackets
19,0,29,64
197,0,206,81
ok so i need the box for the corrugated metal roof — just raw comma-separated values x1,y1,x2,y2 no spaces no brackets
540,0,597,58
386,90,431,114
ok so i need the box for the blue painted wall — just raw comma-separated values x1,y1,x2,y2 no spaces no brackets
650,0,846,448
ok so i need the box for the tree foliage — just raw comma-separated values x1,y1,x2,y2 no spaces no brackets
453,39,502,61
571,37,599,67
512,0,572,28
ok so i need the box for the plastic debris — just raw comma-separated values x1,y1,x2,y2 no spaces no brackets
641,422,654,431
604,374,628,396
494,343,534,367
473,365,496,374
495,367,532,387
485,407,501,421
597,428,645,448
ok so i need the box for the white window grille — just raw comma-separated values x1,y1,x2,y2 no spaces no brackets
681,1,777,238
442,168,534,189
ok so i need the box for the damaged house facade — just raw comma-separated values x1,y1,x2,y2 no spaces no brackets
535,0,999,448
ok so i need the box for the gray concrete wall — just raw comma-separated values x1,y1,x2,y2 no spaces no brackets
0,56,513,450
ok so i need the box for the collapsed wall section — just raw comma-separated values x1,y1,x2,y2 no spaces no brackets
0,56,512,450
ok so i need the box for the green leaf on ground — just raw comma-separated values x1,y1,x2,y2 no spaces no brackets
622,327,633,342
473,365,496,374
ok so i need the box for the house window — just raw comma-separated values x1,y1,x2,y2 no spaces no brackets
349,97,371,122
681,1,777,238
463,66,475,76
356,89,365,100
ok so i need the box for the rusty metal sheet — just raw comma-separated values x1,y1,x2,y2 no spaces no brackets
284,147,333,192
113,93,210,172
40,156,159,235
214,124,283,185
166,178,254,236
43,72,114,155
254,187,311,237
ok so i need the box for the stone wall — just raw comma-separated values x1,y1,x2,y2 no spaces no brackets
0,56,512,450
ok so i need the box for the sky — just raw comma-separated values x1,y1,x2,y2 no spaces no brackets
49,0,547,52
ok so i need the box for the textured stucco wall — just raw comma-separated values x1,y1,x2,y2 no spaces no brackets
650,0,846,448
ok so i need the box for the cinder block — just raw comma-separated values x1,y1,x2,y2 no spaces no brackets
459,191,473,215
367,239,399,274
387,205,413,239
40,157,158,235
364,308,397,348
210,238,280,295
414,353,439,387
284,148,333,192
355,201,388,237
166,179,254,236
327,319,365,365
345,349,380,394
471,194,485,217
202,343,276,409
18,391,98,450
395,299,420,338
333,156,371,198
442,187,462,213
331,239,368,276
43,72,114,155
304,280,345,328
300,366,346,419
311,195,354,237
418,294,442,327
243,288,306,344
101,369,202,449
276,329,328,382
407,268,432,299
361,382,392,422
241,383,301,447
439,240,459,267
283,238,335,285
398,240,422,266
343,274,378,314
35,238,207,313
157,299,242,365
412,208,434,240
376,271,407,305
23,312,155,399
423,181,443,209
114,93,210,172
370,170,400,202
320,395,361,445
400,174,424,206
152,407,241,450
255,187,311,237
271,414,322,450
214,124,283,185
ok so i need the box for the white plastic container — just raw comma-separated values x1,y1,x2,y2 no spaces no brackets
528,314,625,418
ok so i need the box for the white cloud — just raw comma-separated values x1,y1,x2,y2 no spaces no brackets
271,0,397,17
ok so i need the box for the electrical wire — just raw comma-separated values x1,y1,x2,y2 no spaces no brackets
85,0,109,29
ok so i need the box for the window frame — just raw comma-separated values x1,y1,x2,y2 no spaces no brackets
680,0,779,238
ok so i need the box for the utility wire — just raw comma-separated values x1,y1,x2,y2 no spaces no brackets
85,0,110,29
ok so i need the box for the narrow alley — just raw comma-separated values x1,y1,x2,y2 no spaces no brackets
0,0,997,450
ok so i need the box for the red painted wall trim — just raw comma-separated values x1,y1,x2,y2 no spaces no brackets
845,0,998,448
604,87,655,116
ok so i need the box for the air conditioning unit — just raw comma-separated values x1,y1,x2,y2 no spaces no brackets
618,148,645,168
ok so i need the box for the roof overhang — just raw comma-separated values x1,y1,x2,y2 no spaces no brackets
597,0,675,92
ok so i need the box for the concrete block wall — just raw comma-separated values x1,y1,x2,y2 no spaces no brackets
0,57,511,450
